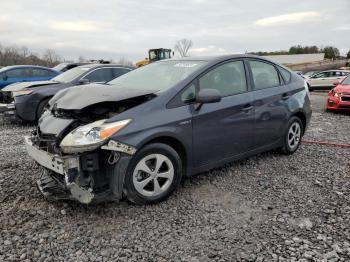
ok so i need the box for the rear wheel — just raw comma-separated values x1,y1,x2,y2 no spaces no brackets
280,116,303,154
124,143,182,205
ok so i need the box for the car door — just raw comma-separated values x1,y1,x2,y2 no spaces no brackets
309,71,331,87
247,59,291,148
192,60,255,167
3,68,31,86
31,68,51,81
0,72,6,88
81,68,114,83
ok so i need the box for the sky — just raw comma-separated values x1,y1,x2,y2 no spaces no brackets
0,0,349,62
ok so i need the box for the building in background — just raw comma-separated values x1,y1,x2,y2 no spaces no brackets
263,53,325,65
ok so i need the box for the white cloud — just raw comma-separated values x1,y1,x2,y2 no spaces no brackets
255,11,321,26
49,21,102,32
334,25,350,31
190,46,232,56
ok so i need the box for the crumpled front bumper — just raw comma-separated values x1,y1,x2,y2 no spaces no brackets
24,136,96,203
25,136,133,204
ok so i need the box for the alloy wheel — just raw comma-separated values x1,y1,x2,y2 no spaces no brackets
132,154,174,197
287,122,301,150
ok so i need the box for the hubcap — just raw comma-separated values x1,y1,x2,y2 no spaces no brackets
287,122,301,150
132,154,174,197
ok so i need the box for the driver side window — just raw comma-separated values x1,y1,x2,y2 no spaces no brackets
199,60,247,96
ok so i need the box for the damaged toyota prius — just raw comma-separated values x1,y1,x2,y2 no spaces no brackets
25,55,312,205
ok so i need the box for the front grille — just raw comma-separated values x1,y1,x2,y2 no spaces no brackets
341,96,350,102
34,128,61,154
339,105,350,109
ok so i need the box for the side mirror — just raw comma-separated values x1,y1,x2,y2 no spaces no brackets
195,89,221,110
333,80,341,87
2,75,8,81
78,78,90,85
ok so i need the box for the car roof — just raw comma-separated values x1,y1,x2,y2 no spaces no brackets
0,65,59,73
75,64,135,70
160,54,281,66
319,69,350,73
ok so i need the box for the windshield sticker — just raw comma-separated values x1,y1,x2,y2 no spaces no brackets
174,63,198,68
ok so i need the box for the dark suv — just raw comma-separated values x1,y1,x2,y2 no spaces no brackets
25,55,312,205
0,64,133,122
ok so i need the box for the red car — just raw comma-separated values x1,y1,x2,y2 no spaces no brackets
326,75,350,111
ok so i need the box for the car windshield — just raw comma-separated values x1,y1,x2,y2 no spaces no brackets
0,66,13,73
304,71,316,77
52,63,68,71
107,60,207,91
342,75,350,85
52,66,93,83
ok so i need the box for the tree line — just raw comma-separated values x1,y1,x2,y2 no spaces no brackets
0,43,134,68
250,45,348,60
0,44,62,67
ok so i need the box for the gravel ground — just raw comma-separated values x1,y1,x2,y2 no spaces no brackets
0,92,349,262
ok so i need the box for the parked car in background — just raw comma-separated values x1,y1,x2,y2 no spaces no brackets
306,70,350,91
0,65,59,89
326,75,350,111
25,55,312,205
0,64,133,122
52,62,92,72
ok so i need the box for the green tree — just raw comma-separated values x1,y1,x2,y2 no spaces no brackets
321,46,340,60
347,50,350,59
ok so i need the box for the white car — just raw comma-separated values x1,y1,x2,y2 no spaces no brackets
306,70,350,91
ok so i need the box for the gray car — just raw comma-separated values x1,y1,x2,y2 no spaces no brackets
0,64,133,122
25,55,312,205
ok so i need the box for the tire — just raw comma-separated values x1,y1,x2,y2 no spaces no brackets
36,98,50,121
124,143,182,205
280,116,303,155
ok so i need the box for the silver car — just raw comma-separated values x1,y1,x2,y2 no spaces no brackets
307,70,350,90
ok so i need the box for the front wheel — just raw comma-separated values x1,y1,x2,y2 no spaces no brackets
280,117,303,154
124,143,183,205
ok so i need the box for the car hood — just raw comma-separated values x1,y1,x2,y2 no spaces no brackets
2,80,57,92
49,83,158,110
335,84,350,93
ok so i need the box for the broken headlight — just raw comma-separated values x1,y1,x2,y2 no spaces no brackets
60,119,131,153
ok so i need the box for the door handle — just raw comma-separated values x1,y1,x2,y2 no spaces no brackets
241,104,253,112
282,93,290,100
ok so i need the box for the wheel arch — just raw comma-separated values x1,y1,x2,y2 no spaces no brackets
36,96,53,119
291,111,307,134
140,135,188,175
